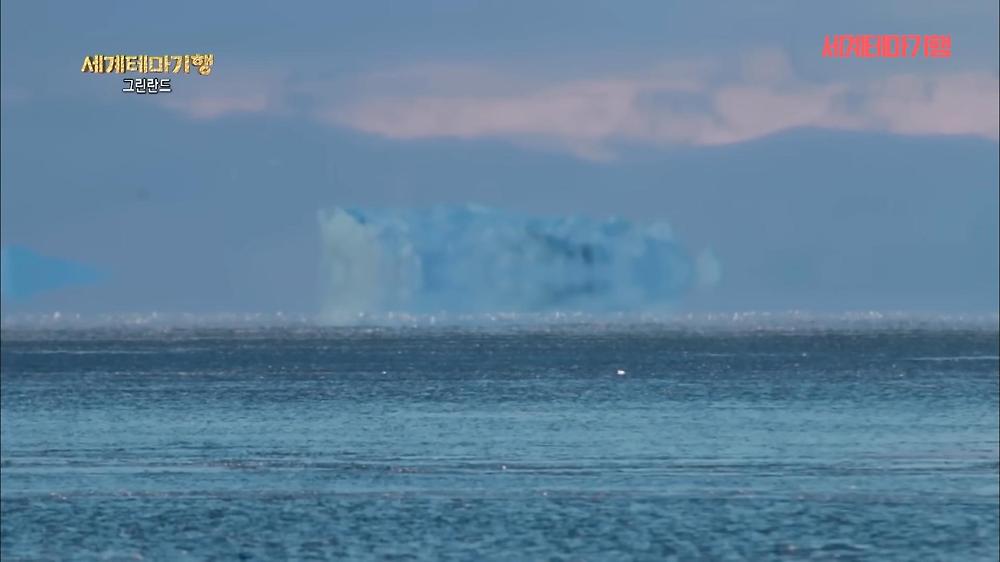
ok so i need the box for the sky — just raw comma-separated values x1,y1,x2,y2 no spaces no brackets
1,0,998,317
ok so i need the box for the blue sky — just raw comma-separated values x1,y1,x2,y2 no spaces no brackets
1,1,998,315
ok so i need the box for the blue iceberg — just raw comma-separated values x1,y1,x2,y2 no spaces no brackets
1,246,103,301
318,205,717,320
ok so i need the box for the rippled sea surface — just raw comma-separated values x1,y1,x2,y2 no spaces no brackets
2,325,998,561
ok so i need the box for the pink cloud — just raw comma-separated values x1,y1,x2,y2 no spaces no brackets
328,54,998,158
154,51,999,159
865,73,999,139
161,94,271,119
156,69,284,119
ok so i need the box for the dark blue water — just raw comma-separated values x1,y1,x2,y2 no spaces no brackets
2,325,998,560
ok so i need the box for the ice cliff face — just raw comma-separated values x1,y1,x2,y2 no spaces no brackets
318,205,715,322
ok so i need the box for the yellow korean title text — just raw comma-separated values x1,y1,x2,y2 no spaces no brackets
81,54,214,76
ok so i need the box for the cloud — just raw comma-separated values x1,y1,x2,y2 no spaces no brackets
865,72,1000,138
154,70,285,119
160,94,271,119
157,50,999,159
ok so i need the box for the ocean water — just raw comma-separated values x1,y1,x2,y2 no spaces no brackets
1,323,998,560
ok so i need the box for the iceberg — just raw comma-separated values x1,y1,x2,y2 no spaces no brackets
0,246,103,301
318,205,716,321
